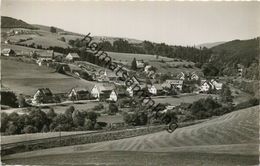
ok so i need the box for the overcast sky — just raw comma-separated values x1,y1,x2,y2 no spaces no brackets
2,0,260,46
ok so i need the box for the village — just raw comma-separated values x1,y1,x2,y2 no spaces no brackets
1,47,224,107
1,3,259,165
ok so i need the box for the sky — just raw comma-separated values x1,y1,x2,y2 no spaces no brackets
1,0,260,46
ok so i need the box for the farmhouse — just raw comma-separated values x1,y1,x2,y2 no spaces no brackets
65,53,80,61
163,80,184,91
148,84,164,95
144,65,152,73
191,72,200,80
108,89,126,102
136,60,145,69
126,84,146,97
32,88,53,104
68,87,91,100
1,48,16,56
177,72,185,80
91,85,100,99
200,80,214,92
210,79,223,90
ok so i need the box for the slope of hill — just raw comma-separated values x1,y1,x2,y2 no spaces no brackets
197,41,225,49
1,16,37,29
210,38,259,68
1,58,94,95
3,106,259,165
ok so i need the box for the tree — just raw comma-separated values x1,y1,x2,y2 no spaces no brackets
84,119,93,130
50,26,57,33
86,111,99,124
47,108,57,120
1,113,9,132
22,125,38,134
131,58,137,70
220,84,233,103
28,108,49,132
108,103,119,115
65,106,75,120
72,110,85,127
0,91,18,107
17,94,27,108
6,123,18,135
60,37,66,42
41,124,49,133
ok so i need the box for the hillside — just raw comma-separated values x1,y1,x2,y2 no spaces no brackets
210,38,259,68
3,106,259,165
197,41,225,49
1,16,37,29
1,58,94,95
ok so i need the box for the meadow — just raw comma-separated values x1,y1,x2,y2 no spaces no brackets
1,58,94,95
3,106,259,165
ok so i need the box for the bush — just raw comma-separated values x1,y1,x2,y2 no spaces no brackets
93,103,104,111
22,125,38,134
17,94,27,108
0,91,18,107
94,123,102,130
108,103,119,115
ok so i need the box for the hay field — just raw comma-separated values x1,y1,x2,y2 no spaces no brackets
3,106,259,165
1,58,94,95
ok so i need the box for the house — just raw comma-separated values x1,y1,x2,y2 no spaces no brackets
108,89,126,102
32,88,53,104
144,65,152,73
1,48,16,56
91,83,116,100
191,72,200,81
163,80,184,91
91,85,100,99
39,50,55,59
177,72,185,80
148,84,164,95
126,84,147,97
210,79,223,90
237,64,244,77
136,60,145,69
65,53,80,61
97,70,119,82
200,80,214,92
68,87,90,100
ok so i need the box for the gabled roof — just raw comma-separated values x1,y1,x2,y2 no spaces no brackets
37,88,53,96
2,48,15,54
165,80,184,85
96,83,116,92
151,84,163,90
67,53,80,58
71,87,90,93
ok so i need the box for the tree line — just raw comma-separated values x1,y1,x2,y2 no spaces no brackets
1,106,101,135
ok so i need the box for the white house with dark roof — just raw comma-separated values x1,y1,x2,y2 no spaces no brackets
177,72,185,80
32,88,53,104
65,53,80,61
191,72,200,80
210,79,223,90
148,84,163,95
91,85,100,99
163,80,184,91
1,48,16,56
68,87,90,100
200,80,214,92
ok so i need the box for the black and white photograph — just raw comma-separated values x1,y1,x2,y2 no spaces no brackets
0,0,259,165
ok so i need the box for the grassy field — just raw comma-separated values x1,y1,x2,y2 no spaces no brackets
1,131,95,144
152,94,218,105
1,58,94,95
3,106,259,165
